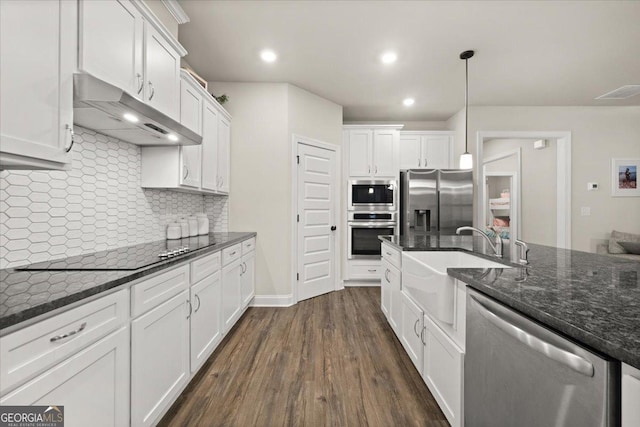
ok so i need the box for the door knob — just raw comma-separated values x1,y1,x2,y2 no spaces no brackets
330,226,337,231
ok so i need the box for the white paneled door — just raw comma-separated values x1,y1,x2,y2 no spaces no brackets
297,142,337,301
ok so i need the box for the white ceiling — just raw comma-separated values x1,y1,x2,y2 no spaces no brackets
177,1,640,121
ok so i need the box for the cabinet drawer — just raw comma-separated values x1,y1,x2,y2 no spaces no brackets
191,251,221,284
350,263,382,280
222,244,242,266
382,243,402,269
0,289,128,394
131,265,189,318
242,237,256,254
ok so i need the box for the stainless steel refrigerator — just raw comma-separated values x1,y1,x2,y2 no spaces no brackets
400,169,473,235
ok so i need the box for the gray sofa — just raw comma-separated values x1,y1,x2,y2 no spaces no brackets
596,230,640,261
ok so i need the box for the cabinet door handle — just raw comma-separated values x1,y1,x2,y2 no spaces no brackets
368,165,371,174
220,177,224,187
418,158,421,167
50,322,87,342
384,269,390,283
424,158,427,167
194,294,201,312
187,300,193,319
414,319,420,337
136,73,144,94
183,165,189,180
148,81,155,100
375,165,378,174
421,326,426,345
65,124,75,153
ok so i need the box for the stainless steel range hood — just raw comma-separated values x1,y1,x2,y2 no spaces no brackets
73,73,201,146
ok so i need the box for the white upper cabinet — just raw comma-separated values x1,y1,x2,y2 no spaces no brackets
373,130,397,176
399,134,422,169
77,0,185,120
201,101,220,191
345,126,401,178
141,73,231,194
423,134,453,169
179,73,204,188
399,132,454,169
144,23,181,120
347,129,373,177
78,0,143,98
217,115,231,194
0,0,75,170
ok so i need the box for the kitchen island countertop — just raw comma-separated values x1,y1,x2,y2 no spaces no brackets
380,234,640,369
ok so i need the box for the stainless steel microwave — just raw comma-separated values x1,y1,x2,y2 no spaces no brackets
348,179,397,211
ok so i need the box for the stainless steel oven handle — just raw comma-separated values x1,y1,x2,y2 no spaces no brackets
347,222,397,227
470,295,594,377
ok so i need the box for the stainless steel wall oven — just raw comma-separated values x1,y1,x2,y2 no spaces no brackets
347,212,397,259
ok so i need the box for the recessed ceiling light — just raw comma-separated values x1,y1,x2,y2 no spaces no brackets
260,49,277,63
123,113,139,123
381,52,397,64
168,134,179,142
403,98,415,106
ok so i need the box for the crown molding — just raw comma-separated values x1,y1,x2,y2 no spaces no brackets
161,0,190,24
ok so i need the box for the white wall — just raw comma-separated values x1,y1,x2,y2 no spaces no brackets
448,106,640,251
143,0,179,38
207,82,342,299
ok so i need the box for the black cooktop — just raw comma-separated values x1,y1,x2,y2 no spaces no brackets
17,235,217,271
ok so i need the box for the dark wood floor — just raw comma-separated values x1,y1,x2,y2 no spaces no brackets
159,287,448,427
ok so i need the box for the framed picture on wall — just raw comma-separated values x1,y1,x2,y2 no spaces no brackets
611,158,639,197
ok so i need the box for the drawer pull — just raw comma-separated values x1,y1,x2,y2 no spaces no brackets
386,251,392,256
230,251,237,256
368,269,377,272
50,322,87,342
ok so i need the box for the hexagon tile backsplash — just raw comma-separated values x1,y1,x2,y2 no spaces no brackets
0,126,228,269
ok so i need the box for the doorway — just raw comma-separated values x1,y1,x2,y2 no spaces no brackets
292,136,341,302
476,131,571,249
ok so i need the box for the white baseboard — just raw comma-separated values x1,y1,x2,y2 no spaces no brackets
343,280,381,287
251,294,294,307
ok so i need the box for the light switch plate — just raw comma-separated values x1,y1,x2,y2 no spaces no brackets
587,182,599,191
581,207,591,216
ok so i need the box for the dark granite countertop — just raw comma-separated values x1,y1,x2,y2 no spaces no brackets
0,232,256,332
380,234,640,369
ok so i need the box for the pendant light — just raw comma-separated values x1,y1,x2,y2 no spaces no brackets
459,50,475,169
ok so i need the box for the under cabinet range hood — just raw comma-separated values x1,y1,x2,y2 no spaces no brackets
73,73,202,146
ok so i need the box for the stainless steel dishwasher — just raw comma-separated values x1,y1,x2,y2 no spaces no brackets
465,289,619,427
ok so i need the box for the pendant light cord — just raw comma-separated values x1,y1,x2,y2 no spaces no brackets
464,56,469,154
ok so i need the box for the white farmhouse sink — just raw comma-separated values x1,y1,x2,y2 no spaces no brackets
402,251,510,324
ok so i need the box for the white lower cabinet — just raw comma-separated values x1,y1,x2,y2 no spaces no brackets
622,363,640,427
422,314,464,427
0,326,130,427
190,271,222,373
381,260,392,318
241,251,256,308
222,259,243,334
400,292,424,374
131,290,190,427
381,258,401,335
